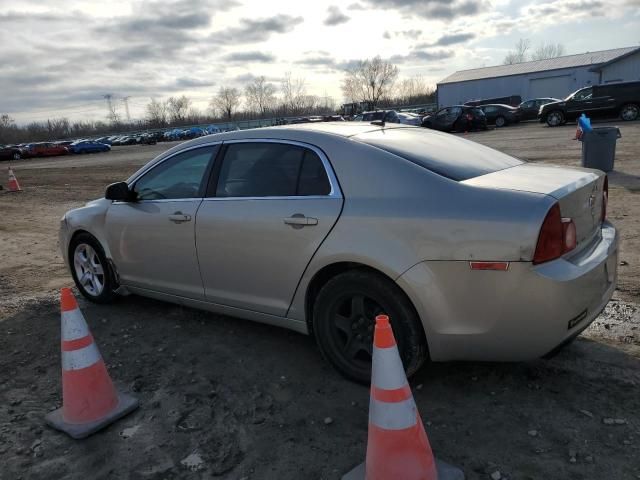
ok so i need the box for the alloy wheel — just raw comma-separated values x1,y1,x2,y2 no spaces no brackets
547,112,562,126
328,293,390,369
621,105,639,121
73,243,105,296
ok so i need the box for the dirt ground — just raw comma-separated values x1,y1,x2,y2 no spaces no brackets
0,122,639,480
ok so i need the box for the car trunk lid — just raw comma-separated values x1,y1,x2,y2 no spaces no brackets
463,164,605,247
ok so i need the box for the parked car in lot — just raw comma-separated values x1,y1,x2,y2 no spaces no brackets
422,105,487,132
0,144,27,160
26,142,69,157
540,81,640,126
360,110,421,125
69,140,112,154
517,98,561,121
95,137,113,145
478,104,520,127
59,123,617,382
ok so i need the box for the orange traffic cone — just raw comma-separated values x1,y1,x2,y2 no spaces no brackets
343,315,464,480
573,125,583,140
45,288,139,439
7,166,22,192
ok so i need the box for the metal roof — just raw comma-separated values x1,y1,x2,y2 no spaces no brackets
438,46,639,85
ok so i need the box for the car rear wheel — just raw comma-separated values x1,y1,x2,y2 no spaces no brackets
69,233,116,304
546,111,564,127
312,270,428,384
620,103,639,121
495,116,506,128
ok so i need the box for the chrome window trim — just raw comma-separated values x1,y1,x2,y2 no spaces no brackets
213,138,342,199
120,138,342,203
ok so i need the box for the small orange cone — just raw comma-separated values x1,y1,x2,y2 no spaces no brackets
45,288,139,439
7,166,22,192
343,315,464,480
573,125,583,140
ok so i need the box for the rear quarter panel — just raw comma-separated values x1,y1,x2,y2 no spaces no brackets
287,138,554,321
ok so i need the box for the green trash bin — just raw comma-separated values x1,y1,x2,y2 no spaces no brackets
581,126,621,172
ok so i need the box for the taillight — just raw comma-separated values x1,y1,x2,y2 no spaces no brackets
533,203,576,264
562,218,577,252
601,176,608,222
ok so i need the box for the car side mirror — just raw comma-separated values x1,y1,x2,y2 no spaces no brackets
105,182,134,202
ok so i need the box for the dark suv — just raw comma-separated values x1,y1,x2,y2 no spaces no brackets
539,81,640,126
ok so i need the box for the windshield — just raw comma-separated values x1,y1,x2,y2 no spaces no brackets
354,128,522,181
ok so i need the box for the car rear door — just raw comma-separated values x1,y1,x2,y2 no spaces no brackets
195,140,343,316
586,86,617,118
105,145,219,299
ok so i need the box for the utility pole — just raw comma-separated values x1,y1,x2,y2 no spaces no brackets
122,96,132,123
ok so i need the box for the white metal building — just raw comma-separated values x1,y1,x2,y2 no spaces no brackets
437,46,640,107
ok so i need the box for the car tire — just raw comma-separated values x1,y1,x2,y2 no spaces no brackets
620,103,639,122
495,116,506,128
69,233,117,304
12,152,21,160
312,269,428,384
546,111,564,127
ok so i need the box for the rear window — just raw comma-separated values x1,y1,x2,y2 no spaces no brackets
354,128,522,181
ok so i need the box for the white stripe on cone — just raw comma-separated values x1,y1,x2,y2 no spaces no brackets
61,309,91,341
62,343,101,371
369,396,418,430
371,344,407,390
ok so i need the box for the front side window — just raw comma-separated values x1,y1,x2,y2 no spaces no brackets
215,143,331,197
134,146,217,200
569,87,592,101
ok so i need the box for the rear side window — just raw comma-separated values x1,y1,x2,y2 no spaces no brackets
354,128,522,181
215,142,331,197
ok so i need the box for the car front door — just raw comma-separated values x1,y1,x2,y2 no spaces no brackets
566,87,593,119
104,145,219,299
195,140,343,317
520,101,535,120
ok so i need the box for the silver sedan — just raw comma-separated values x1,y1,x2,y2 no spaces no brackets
60,123,618,383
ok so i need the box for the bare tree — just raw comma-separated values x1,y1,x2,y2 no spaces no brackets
210,87,242,120
531,42,566,61
341,56,398,110
145,98,168,127
503,38,531,65
281,72,309,115
166,95,192,123
244,76,276,116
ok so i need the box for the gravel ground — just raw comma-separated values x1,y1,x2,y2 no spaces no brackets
1,122,639,480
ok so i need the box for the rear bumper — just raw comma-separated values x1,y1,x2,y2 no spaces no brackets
397,222,618,361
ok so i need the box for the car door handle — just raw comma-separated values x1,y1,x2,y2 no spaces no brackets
168,212,192,223
284,215,318,226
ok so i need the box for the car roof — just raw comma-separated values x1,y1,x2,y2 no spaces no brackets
480,104,514,108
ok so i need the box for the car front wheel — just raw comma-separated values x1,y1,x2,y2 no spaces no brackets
312,270,428,384
12,152,21,160
495,116,506,127
546,111,564,127
620,103,639,121
69,233,116,303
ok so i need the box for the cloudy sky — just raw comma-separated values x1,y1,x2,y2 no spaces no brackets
1,0,639,123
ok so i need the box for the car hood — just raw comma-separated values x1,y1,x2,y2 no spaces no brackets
540,100,565,110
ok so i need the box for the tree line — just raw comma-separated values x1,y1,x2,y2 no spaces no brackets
1,58,435,144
